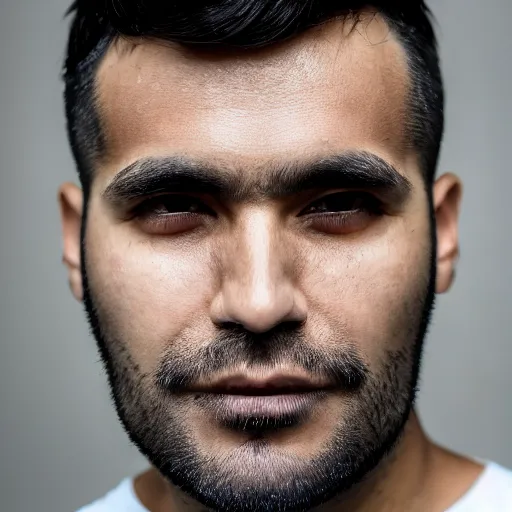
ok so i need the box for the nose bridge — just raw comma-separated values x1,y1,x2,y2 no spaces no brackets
213,210,306,332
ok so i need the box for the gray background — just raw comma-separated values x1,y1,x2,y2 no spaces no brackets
0,0,510,510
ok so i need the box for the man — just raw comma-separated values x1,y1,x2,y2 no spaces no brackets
59,0,512,510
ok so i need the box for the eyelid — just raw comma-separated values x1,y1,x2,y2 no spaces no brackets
128,190,386,223
311,189,379,201
130,193,214,216
298,190,383,215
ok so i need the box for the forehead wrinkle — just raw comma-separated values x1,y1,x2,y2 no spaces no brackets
94,13,411,176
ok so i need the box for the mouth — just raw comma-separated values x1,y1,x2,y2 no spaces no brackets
186,373,335,431
189,373,335,394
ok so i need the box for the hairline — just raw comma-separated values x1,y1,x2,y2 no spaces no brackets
65,11,441,197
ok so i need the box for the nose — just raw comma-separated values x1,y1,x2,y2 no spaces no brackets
210,211,307,333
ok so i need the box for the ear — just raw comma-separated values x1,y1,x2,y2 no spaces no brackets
58,183,84,302
433,173,463,294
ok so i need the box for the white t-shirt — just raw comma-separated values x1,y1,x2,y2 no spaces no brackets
76,462,512,511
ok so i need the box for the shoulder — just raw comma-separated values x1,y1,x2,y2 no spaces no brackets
487,463,512,497
75,478,148,512
451,462,512,511
480,463,512,500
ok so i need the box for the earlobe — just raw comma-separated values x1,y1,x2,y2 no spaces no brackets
58,183,84,302
433,173,463,294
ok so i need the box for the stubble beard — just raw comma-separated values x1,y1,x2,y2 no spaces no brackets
80,218,436,511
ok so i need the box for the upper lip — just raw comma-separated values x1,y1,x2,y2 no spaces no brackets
188,374,335,395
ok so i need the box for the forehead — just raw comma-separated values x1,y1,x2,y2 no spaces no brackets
96,14,411,177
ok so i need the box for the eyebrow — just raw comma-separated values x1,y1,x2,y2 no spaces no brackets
102,151,413,206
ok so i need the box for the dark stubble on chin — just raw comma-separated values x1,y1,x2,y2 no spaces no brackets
79,208,437,512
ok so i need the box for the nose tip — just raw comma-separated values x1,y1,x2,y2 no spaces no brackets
210,212,307,333
212,282,307,333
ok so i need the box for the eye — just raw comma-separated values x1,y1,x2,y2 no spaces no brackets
299,191,382,234
132,194,216,235
300,191,381,215
142,195,214,215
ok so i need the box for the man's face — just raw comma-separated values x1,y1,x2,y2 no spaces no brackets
60,14,460,512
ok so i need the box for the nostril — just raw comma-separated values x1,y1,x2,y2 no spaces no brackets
210,280,308,333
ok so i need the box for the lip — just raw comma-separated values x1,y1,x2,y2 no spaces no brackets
194,391,330,430
186,372,335,429
188,373,335,395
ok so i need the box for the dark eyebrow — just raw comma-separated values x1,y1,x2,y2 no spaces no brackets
103,151,413,206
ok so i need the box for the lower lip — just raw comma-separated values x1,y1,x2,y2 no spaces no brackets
194,391,329,421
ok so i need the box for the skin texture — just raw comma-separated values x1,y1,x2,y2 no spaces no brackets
60,13,482,512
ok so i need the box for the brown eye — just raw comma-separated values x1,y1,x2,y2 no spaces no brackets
133,194,215,235
145,195,214,216
300,191,378,216
299,192,382,235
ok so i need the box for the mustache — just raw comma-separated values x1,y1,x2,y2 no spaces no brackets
154,324,369,393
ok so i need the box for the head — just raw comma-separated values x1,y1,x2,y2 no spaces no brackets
59,1,462,511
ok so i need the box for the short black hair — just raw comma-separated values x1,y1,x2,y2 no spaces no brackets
63,1,443,194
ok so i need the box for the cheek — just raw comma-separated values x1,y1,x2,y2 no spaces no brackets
85,196,431,371
86,223,213,365
303,218,431,361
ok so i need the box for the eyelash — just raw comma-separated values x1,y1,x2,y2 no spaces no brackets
299,192,382,233
131,191,383,235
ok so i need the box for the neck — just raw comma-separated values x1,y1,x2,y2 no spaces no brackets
316,412,432,512
134,411,483,512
